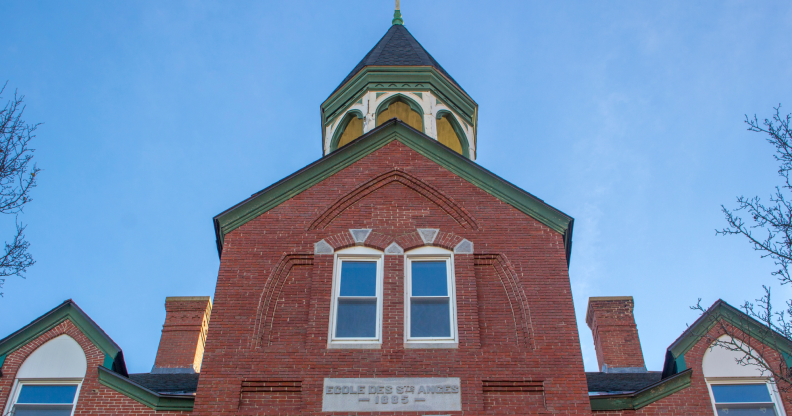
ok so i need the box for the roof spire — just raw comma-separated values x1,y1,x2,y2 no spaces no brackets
392,0,403,25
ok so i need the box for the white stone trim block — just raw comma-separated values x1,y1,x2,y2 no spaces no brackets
314,239,334,255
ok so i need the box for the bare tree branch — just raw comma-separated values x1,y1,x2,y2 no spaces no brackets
0,82,40,296
699,105,792,389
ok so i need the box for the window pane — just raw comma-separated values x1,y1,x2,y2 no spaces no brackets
411,261,448,296
411,298,450,337
716,405,777,416
336,298,376,338
339,261,377,297
712,384,773,403
17,385,77,404
14,406,74,416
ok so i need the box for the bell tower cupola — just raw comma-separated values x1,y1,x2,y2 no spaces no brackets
321,3,478,160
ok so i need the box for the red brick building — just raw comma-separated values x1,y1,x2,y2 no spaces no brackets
2,10,791,416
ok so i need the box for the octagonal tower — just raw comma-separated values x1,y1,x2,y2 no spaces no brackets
321,10,478,160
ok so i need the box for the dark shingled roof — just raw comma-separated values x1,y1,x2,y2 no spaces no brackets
331,24,465,97
586,372,663,394
128,373,199,395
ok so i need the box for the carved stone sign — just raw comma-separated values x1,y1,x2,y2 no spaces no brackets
322,377,462,412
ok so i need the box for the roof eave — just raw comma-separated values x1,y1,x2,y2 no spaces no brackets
214,119,574,264
0,300,127,377
662,299,792,377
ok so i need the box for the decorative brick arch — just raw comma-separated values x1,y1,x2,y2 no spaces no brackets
252,253,314,349
316,230,394,252
393,229,468,252
475,253,535,349
315,229,471,254
307,170,479,231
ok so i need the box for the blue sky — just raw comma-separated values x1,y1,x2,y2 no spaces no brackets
2,1,791,373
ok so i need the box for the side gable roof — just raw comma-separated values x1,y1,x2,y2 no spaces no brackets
213,119,574,264
662,299,792,378
0,299,127,377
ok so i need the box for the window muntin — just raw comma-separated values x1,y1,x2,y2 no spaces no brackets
709,382,780,416
405,248,457,343
330,248,384,345
10,382,81,416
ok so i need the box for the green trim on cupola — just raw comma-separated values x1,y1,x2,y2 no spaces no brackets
329,110,365,153
392,9,403,25
321,67,478,156
375,93,425,133
436,110,470,159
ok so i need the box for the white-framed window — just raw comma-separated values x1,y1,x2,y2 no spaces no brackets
404,246,458,346
8,379,83,416
707,379,783,416
328,246,384,347
3,334,87,416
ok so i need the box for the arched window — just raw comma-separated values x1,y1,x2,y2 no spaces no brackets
5,334,87,416
702,335,786,415
435,111,469,158
336,114,364,149
330,111,364,152
436,114,464,155
376,95,423,132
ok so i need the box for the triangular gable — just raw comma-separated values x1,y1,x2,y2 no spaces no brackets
213,119,574,264
0,299,127,377
662,299,792,378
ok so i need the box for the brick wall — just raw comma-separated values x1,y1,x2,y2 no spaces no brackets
0,319,189,416
593,320,792,415
153,296,212,372
586,297,646,371
194,140,591,415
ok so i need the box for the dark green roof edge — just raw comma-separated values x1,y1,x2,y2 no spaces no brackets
590,369,692,411
97,366,194,411
0,300,127,377
663,300,792,376
323,66,476,123
214,119,574,264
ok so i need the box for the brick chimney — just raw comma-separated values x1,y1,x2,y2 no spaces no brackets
585,296,646,373
152,296,212,374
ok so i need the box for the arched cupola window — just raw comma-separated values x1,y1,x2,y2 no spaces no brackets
376,94,423,132
330,110,364,152
435,111,469,158
5,334,87,416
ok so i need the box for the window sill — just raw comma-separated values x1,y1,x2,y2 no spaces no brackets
404,342,458,349
327,342,382,350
